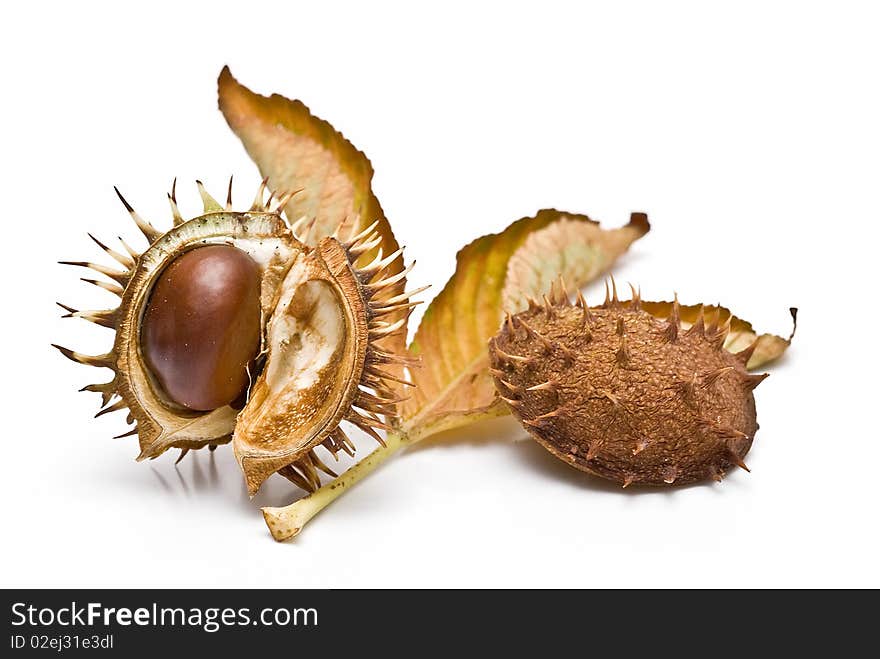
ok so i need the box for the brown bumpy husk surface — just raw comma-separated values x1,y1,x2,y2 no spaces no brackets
489,292,765,486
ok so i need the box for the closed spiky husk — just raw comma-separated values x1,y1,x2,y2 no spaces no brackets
489,278,771,486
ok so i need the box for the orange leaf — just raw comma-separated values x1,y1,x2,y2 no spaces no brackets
218,66,407,358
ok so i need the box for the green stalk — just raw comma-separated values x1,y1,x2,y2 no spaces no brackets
262,429,406,541
261,404,505,540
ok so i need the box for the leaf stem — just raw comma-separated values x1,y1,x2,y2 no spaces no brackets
260,403,508,540
261,429,406,541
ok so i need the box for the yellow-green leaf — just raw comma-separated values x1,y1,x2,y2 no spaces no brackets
403,209,650,438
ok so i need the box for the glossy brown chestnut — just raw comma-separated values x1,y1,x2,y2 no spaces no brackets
141,244,261,411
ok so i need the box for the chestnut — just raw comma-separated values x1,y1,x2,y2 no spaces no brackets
141,244,261,411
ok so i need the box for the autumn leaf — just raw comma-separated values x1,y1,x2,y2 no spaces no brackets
639,300,797,369
217,66,407,360
402,209,650,440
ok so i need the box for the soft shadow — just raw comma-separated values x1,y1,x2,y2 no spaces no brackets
173,463,191,497
405,415,524,453
244,473,309,510
144,445,233,497
190,451,207,490
207,450,220,486
149,467,174,494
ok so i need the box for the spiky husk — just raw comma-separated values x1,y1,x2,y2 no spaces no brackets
56,181,300,460
489,278,767,487
232,226,416,495
56,180,421,494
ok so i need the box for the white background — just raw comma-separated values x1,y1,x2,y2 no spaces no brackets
2,1,878,588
